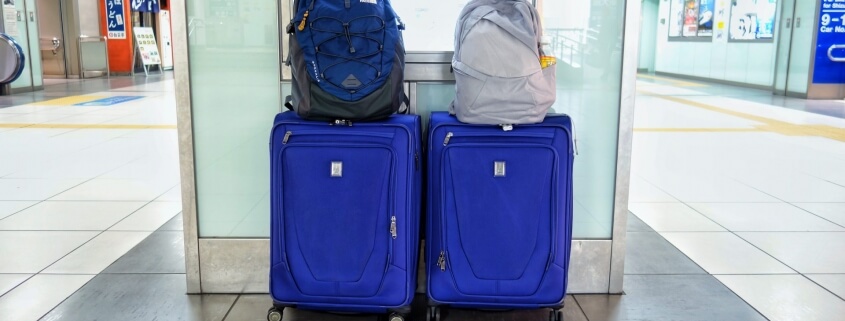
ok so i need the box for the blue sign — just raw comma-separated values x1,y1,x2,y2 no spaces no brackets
74,96,144,106
131,0,160,13
105,0,127,39
815,0,845,84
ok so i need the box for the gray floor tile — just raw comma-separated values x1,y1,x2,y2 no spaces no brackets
689,203,845,232
738,232,845,274
159,212,184,231
102,231,185,274
1,274,95,321
662,232,794,274
807,274,845,300
624,232,706,275
0,231,99,273
0,274,31,296
626,213,654,232
40,274,236,321
225,295,274,321
717,275,845,321
575,275,766,321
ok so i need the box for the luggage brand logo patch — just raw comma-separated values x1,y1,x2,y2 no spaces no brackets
360,0,377,4
342,74,362,89
331,161,343,177
494,161,506,177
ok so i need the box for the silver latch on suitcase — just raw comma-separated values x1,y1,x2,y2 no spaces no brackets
331,161,343,177
494,161,506,177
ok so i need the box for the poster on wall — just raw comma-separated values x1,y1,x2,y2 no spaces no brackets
683,0,700,36
2,0,18,38
104,0,127,39
729,0,777,41
668,0,685,38
133,27,161,65
813,0,845,84
698,0,715,36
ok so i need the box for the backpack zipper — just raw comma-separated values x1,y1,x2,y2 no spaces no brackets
298,0,317,31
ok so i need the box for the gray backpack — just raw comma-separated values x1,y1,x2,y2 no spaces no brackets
450,0,556,125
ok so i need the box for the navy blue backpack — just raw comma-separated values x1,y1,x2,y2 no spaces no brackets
286,0,407,122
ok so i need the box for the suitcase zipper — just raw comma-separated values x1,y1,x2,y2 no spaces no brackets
442,131,555,146
437,250,447,271
281,130,395,144
390,216,397,239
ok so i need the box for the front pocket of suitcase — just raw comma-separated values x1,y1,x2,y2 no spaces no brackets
440,143,559,297
278,142,397,298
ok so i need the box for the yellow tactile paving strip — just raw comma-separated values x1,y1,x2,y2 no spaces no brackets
638,91,845,142
25,95,109,106
637,74,707,87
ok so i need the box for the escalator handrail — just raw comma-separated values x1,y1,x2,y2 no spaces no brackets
0,33,26,85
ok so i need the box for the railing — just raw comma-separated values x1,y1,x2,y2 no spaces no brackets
77,36,110,79
546,28,587,70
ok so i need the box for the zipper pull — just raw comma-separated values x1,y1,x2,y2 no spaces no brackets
437,251,446,271
443,132,453,146
283,131,292,144
298,11,309,31
390,216,397,239
414,153,419,170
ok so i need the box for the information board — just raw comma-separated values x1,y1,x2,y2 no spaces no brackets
133,27,161,65
728,0,777,41
3,1,18,38
104,0,126,39
814,0,845,83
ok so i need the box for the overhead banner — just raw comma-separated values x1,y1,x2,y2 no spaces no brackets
814,0,845,84
131,0,160,13
104,0,126,39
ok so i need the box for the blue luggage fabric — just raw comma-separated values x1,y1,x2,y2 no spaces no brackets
286,0,407,121
270,112,422,312
426,111,574,309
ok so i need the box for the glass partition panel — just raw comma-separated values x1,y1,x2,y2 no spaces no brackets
188,0,280,237
543,0,623,239
391,0,469,51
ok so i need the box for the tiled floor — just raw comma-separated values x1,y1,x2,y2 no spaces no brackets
3,73,845,320
0,75,182,320
632,75,845,320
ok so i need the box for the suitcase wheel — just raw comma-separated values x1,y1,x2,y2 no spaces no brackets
267,307,283,321
426,306,444,321
387,312,406,321
549,309,564,321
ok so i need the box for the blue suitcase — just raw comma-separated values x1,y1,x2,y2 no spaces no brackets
269,112,422,321
425,112,574,320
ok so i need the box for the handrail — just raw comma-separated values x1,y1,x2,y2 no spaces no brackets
77,36,110,79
